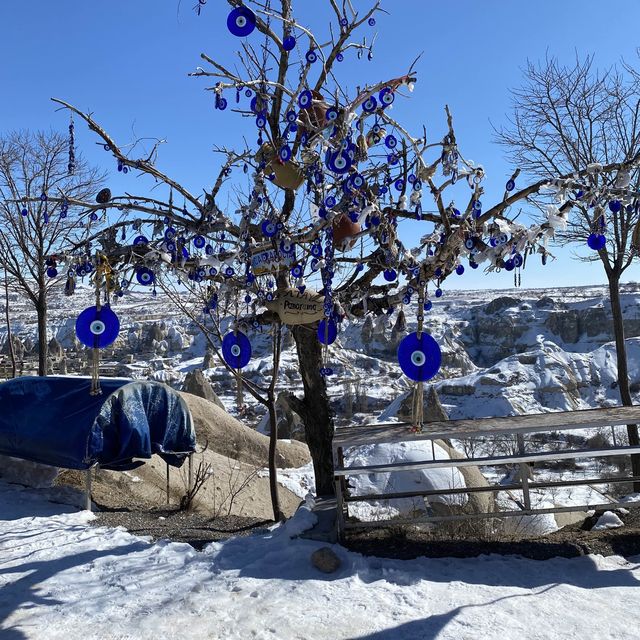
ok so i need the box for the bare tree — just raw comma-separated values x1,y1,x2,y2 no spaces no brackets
161,278,286,521
41,6,640,500
496,55,640,487
0,130,105,375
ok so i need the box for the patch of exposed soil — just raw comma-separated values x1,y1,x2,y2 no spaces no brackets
344,509,640,560
93,507,273,550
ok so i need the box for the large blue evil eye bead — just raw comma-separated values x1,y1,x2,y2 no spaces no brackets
222,331,252,369
227,6,256,37
75,305,120,349
397,332,442,382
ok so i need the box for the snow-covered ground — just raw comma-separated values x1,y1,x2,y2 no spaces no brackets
2,479,640,640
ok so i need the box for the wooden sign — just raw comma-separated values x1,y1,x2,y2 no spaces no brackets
251,248,296,276
265,288,325,325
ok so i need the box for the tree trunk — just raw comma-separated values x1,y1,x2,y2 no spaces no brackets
36,292,48,377
291,325,335,496
267,393,283,521
608,274,640,490
4,270,16,378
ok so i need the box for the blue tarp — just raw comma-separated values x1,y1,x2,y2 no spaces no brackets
0,377,196,470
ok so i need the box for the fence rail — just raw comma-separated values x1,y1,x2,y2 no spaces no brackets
332,406,640,538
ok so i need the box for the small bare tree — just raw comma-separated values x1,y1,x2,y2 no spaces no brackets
0,130,105,375
497,55,640,488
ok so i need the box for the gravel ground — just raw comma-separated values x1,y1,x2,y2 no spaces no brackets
344,509,640,561
93,508,273,550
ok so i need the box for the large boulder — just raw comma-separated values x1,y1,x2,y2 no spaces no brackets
182,369,225,410
179,392,310,469
74,448,303,519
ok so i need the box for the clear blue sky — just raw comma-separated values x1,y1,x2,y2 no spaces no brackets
2,1,640,291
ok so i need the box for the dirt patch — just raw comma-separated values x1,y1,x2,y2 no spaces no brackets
344,509,640,560
92,507,272,550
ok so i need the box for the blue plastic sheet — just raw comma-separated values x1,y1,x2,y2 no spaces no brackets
0,377,195,470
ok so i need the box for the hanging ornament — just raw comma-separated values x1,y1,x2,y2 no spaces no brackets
64,274,76,296
362,96,378,113
227,6,256,37
383,268,397,282
67,114,76,175
96,188,111,204
318,318,338,345
261,219,278,238
75,305,120,349
378,88,395,108
298,89,313,109
608,200,622,213
222,331,252,369
193,235,206,248
135,267,155,285
397,332,441,381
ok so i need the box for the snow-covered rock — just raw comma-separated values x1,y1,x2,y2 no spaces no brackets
592,511,624,531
